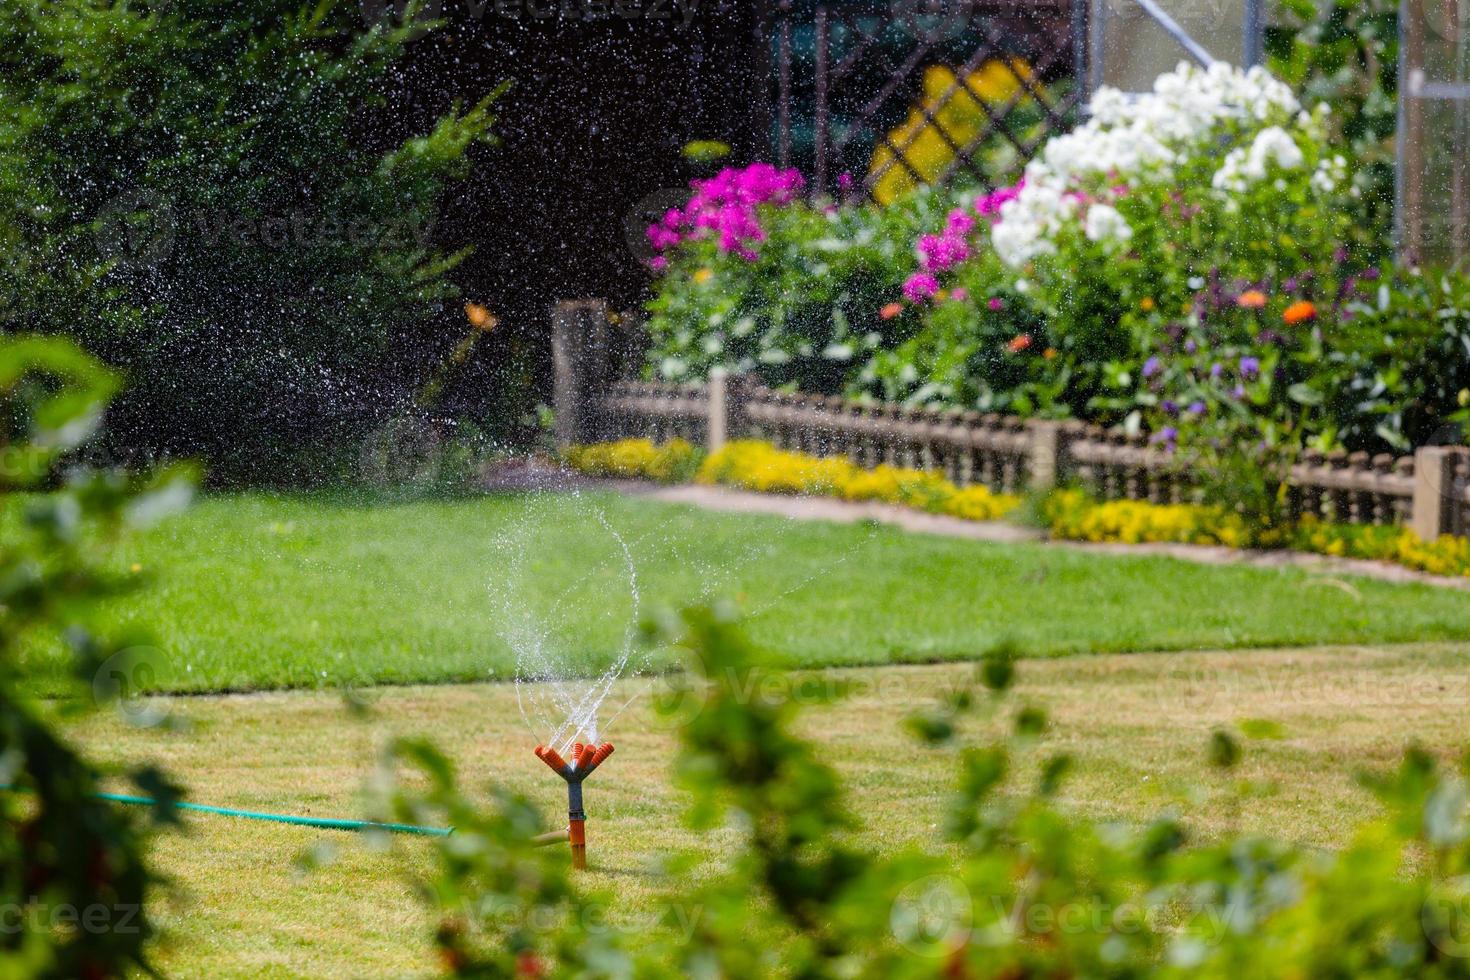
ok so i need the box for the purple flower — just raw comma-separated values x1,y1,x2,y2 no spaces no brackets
1232,384,1246,398
903,272,940,303
1162,399,1178,414
1142,356,1161,378
649,256,667,272
1187,400,1206,415
1210,363,1223,379
837,172,853,192
1184,339,1197,354
1239,356,1261,379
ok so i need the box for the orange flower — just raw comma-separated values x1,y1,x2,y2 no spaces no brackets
692,267,714,285
1007,333,1033,353
1236,290,1267,310
1283,300,1317,324
1042,347,1058,360
879,302,904,321
1139,297,1155,312
464,302,496,331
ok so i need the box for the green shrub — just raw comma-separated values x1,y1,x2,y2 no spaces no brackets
0,0,500,478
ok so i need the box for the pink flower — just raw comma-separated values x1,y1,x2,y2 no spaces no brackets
988,297,1005,312
950,287,968,301
975,177,1025,218
649,256,667,272
945,208,975,236
903,272,940,303
649,162,805,261
917,232,969,273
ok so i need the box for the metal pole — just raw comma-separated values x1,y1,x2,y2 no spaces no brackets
814,6,830,196
1242,0,1264,67
778,0,792,169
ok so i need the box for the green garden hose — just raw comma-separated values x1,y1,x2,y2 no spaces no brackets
2,787,451,837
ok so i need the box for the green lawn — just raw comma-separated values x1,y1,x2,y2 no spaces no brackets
68,643,1470,977
26,489,1470,693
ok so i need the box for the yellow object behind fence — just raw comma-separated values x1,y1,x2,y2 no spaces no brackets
869,60,1034,205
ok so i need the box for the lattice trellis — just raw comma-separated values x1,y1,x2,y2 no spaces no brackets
767,0,1085,199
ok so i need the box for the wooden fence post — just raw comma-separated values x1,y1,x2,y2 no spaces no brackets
551,299,608,450
1412,445,1458,540
706,369,751,454
1026,420,1066,492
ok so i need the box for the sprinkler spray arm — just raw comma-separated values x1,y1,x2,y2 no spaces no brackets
534,742,614,869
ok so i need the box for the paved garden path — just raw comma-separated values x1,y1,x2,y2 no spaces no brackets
478,460,1470,590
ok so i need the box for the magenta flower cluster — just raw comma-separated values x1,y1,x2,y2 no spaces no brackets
974,177,1025,218
646,163,805,268
904,205,980,303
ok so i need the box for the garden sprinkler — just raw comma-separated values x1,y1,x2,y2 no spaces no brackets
534,741,614,870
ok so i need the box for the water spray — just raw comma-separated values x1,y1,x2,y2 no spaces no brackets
534,741,614,869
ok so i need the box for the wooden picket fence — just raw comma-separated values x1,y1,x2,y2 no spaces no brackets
552,299,1470,540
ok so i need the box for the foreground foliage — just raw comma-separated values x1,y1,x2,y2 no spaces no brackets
377,607,1470,977
0,337,192,977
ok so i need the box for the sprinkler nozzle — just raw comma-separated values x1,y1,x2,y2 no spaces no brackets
535,745,569,774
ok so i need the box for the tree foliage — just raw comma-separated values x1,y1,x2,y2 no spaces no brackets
0,0,500,477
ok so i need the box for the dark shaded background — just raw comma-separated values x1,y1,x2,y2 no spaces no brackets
374,2,768,425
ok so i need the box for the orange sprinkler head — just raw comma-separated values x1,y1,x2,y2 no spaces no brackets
533,741,615,870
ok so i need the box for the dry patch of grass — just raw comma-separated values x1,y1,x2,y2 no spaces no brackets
67,642,1470,978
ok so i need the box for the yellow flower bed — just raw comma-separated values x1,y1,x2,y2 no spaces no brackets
695,440,1019,521
1041,489,1251,548
564,438,1019,521
562,438,699,483
1044,489,1470,578
564,440,1470,579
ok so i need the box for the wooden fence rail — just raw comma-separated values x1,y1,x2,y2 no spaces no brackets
551,300,1470,539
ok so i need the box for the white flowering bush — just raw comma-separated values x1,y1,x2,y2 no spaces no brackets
994,62,1357,311
874,61,1364,419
